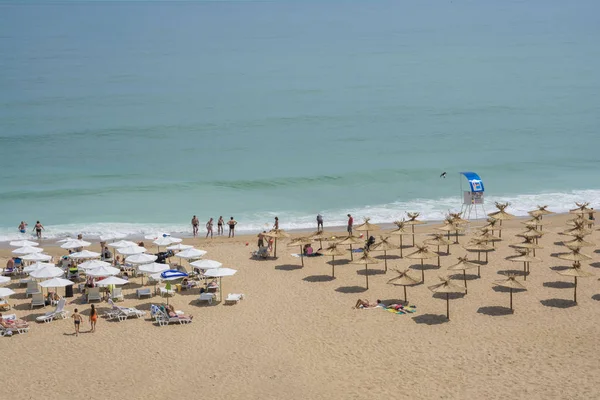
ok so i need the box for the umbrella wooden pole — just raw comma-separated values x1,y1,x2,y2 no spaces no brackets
574,277,577,303
437,252,440,268
499,221,503,238
411,226,415,247
523,262,527,281
403,286,407,303
446,293,450,319
350,245,353,261
532,249,536,257
420,260,425,283
365,265,369,290
399,236,403,258
463,270,467,294
509,288,513,310
485,252,488,263
331,256,335,278
384,250,387,272
455,230,459,244
478,252,481,262
274,239,278,258
299,245,304,268
477,265,481,278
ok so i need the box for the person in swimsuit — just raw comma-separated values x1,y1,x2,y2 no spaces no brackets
347,214,354,235
33,221,44,239
316,214,323,232
191,215,199,237
273,216,279,230
18,221,27,233
89,304,97,333
206,218,214,239
257,231,266,248
72,309,83,336
228,217,237,238
217,216,224,236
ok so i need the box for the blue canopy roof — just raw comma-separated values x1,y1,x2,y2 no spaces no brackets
460,172,484,192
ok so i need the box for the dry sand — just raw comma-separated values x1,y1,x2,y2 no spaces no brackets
1,213,599,400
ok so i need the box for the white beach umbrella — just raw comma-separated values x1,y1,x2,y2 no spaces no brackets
117,246,146,256
176,248,207,260
56,238,74,243
0,287,16,298
99,233,127,242
78,260,111,270
86,266,120,277
138,262,170,275
203,268,237,301
190,259,222,270
154,237,182,247
0,276,10,286
30,266,64,279
126,253,158,265
95,276,129,286
21,253,52,262
23,262,55,274
60,239,91,250
9,240,39,247
12,246,43,255
39,277,73,288
69,250,101,260
166,243,193,251
107,240,139,249
144,232,171,240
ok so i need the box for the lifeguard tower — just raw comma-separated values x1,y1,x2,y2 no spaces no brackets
459,172,485,220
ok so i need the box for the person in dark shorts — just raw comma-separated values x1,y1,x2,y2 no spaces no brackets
191,215,199,237
217,216,224,236
33,221,44,239
72,308,83,337
228,217,237,238
347,214,353,235
316,214,324,232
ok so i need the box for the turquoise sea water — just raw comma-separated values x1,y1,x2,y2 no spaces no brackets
0,0,599,241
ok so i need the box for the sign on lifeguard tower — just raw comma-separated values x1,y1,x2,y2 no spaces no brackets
460,172,485,219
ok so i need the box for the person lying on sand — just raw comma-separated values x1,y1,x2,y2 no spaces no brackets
353,299,385,309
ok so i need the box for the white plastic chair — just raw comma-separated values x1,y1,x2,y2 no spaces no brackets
36,298,69,323
136,288,152,299
111,287,124,302
224,293,244,304
25,280,40,298
87,287,102,303
30,293,45,309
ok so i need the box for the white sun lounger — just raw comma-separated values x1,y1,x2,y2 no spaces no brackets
105,299,146,322
0,314,30,336
30,293,45,309
25,281,40,298
36,298,69,323
154,308,192,327
136,288,152,299
197,292,215,304
224,293,244,304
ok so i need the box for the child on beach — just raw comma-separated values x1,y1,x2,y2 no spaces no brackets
89,304,97,333
72,309,83,336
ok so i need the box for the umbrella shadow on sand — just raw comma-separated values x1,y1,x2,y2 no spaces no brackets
356,269,386,276
543,281,575,289
477,306,513,316
590,262,600,268
275,264,303,271
327,259,349,266
412,314,448,325
540,298,577,308
335,286,367,294
497,269,527,277
592,294,600,302
448,273,479,281
433,292,465,300
492,286,526,294
550,265,571,272
380,298,409,306
303,275,335,283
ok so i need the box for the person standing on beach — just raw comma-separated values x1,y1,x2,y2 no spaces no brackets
89,304,97,333
206,218,214,239
228,217,237,238
257,231,266,248
72,308,83,337
217,216,224,236
191,215,199,237
316,214,324,232
273,216,279,230
33,221,44,239
18,221,27,233
347,214,354,235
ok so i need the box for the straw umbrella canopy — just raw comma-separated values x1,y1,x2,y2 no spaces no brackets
287,237,313,268
463,240,494,263
319,243,346,278
473,229,502,248
336,235,363,261
516,226,544,243
561,235,595,249
308,230,332,248
428,276,466,320
528,205,554,219
437,218,465,244
353,218,380,238
370,236,396,272
506,251,541,280
447,256,480,292
522,215,547,231
387,268,420,303
493,274,526,311
406,245,439,283
349,252,379,289
510,239,543,257
404,212,426,246
562,221,592,237
487,202,515,238
263,229,290,258
554,248,592,263
448,212,469,226
569,202,593,215
566,217,586,227
482,218,502,238
425,233,453,258
556,262,594,303
389,220,412,257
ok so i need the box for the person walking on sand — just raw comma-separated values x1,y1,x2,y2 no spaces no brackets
33,221,44,239
316,214,324,232
347,214,354,235
228,217,237,238
18,221,27,233
72,308,83,336
191,215,199,237
206,218,214,239
273,216,279,230
89,304,98,333
217,216,224,236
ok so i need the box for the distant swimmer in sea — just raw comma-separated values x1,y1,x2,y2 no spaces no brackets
18,221,27,233
440,172,447,178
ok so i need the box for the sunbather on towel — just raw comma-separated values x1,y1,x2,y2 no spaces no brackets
353,299,384,309
166,305,193,320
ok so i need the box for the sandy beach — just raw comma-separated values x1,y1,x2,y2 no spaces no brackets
1,212,599,400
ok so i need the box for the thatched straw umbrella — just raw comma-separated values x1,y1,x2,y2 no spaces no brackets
562,221,593,237
561,235,595,249
510,238,543,257
320,243,346,278
309,230,331,249
506,251,541,281
473,229,502,248
387,268,420,302
428,276,466,320
521,214,547,231
406,244,439,283
447,256,479,293
263,229,290,258
493,274,526,311
336,235,363,261
482,218,502,238
287,237,312,268
487,202,515,238
448,212,469,226
425,234,453,259
554,247,592,263
350,252,379,289
556,262,594,303
569,202,593,215
405,212,426,247
389,220,411,257
463,240,494,263
371,236,395,272
437,219,465,244
353,218,380,239
566,217,586,226
528,205,554,219
516,226,544,244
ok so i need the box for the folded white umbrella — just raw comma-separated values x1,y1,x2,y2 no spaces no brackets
21,253,52,262
0,276,10,285
125,253,157,264
190,259,222,270
39,277,73,288
9,240,39,247
60,239,91,250
78,260,111,270
69,250,101,260
86,266,120,277
204,267,237,278
117,246,146,256
176,248,207,260
0,287,16,298
95,276,129,286
166,243,193,251
30,266,64,279
138,262,170,274
23,262,55,274
12,246,43,255
107,240,139,249
153,237,182,246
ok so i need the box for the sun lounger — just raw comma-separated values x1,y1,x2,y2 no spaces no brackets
87,287,102,303
136,288,152,299
154,308,192,327
30,293,45,309
224,293,244,304
111,287,124,302
197,292,215,304
25,281,40,298
0,314,30,336
36,298,69,323
105,299,146,322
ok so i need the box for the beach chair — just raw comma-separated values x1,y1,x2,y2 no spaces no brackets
105,299,146,322
19,278,31,287
87,287,102,303
0,314,30,336
30,293,45,309
111,287,124,302
154,308,192,327
159,287,175,298
25,280,41,298
36,298,69,323
2,267,15,276
197,292,215,305
136,288,152,299
224,293,244,305
252,246,270,259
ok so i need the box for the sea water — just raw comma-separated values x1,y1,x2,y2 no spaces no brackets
0,0,599,241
